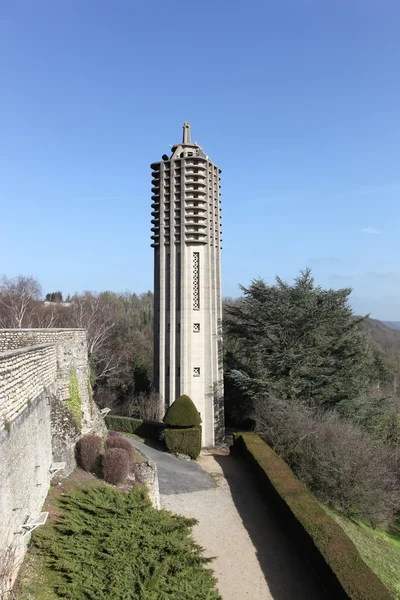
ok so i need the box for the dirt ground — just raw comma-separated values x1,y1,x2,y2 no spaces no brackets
161,450,326,600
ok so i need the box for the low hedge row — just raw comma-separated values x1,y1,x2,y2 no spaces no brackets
165,427,201,459
232,432,393,600
105,415,165,441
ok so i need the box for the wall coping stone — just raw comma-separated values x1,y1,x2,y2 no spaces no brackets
0,343,54,360
0,328,85,332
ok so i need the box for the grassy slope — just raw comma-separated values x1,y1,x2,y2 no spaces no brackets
323,507,400,599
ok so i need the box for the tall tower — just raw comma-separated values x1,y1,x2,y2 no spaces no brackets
151,122,224,446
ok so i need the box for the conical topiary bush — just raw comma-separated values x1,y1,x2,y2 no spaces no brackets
163,394,202,428
163,395,202,459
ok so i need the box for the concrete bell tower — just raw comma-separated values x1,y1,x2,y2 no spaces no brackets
151,123,224,446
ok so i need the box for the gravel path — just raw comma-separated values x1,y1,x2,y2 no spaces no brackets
129,439,326,600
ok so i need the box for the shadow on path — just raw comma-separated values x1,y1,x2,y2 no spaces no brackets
213,454,327,600
127,437,214,495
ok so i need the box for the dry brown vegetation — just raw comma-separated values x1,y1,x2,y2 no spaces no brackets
255,397,400,526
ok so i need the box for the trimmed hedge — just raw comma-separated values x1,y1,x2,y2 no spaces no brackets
164,395,202,427
105,415,165,441
232,432,393,600
165,427,201,459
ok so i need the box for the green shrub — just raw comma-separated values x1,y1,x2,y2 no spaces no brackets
165,427,201,459
103,448,130,485
76,434,103,472
31,486,221,599
164,394,201,427
233,433,393,600
67,369,82,429
105,415,165,440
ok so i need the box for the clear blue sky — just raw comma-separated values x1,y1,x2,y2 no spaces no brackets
1,1,400,319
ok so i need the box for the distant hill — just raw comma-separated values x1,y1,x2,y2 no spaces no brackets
364,318,400,384
383,321,400,331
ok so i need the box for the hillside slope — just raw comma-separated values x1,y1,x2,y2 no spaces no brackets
364,318,400,384
384,321,400,331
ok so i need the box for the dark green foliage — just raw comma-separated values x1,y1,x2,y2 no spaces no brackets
105,435,134,463
223,348,255,428
364,318,400,386
225,269,375,408
32,486,221,599
165,428,202,459
164,395,202,427
133,365,152,396
75,434,103,472
233,433,393,600
339,392,400,448
163,396,202,457
45,291,63,303
103,448,129,485
105,415,165,440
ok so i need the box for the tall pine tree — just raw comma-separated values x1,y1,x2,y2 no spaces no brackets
225,269,376,408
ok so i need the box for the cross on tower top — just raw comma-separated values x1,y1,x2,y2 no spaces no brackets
182,121,191,144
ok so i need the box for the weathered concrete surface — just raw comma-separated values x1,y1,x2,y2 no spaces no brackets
145,444,327,600
127,438,214,495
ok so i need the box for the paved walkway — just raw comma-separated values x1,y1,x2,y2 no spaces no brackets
129,439,327,600
129,438,214,494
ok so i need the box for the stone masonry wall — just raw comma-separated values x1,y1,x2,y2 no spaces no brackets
0,329,107,590
0,344,55,593
0,344,56,428
0,392,54,592
0,329,106,472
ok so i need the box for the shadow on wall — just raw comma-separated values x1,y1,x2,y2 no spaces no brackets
208,381,224,444
212,454,327,600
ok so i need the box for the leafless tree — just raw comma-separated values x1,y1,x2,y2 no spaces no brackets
69,292,117,356
254,395,400,527
29,302,63,328
0,275,42,328
124,391,162,421
0,275,155,413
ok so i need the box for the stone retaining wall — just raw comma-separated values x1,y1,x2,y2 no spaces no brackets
0,344,56,428
0,390,54,593
132,456,160,509
0,329,106,470
0,328,107,591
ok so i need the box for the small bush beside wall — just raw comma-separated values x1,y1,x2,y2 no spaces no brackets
165,428,201,459
233,432,393,600
105,435,134,463
103,448,130,485
76,434,103,472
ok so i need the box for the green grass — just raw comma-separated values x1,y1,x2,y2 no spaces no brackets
16,484,221,600
324,507,400,599
121,431,145,441
16,551,58,600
